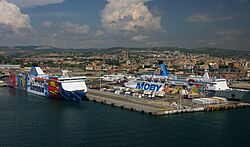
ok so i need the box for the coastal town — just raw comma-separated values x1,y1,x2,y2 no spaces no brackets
1,47,250,81
0,46,250,115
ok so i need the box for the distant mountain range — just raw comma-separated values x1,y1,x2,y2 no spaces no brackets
0,46,249,59
153,47,250,59
0,46,58,56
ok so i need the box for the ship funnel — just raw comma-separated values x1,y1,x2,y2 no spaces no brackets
30,66,46,76
203,70,210,81
61,69,69,77
157,61,168,76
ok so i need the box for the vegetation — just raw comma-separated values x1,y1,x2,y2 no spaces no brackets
0,46,249,63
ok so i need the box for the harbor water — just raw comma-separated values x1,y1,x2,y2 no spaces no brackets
0,87,250,146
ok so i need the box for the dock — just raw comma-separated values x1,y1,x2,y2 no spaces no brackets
87,89,250,116
229,82,250,90
0,83,8,87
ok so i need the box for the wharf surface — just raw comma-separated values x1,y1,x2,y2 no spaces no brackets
0,83,8,87
87,89,250,116
229,82,250,90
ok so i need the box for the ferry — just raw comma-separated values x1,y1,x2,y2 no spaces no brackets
191,70,249,99
124,62,206,97
9,66,87,102
124,62,247,99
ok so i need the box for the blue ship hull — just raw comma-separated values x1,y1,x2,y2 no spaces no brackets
59,87,87,102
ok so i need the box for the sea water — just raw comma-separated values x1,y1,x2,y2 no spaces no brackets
0,87,250,146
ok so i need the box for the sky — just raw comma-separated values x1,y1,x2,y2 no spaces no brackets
0,0,250,50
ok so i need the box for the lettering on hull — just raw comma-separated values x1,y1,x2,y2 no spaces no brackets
136,83,162,91
30,85,45,93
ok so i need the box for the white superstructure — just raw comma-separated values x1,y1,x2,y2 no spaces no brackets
205,79,230,91
58,77,87,92
125,67,230,92
101,74,125,82
189,70,230,91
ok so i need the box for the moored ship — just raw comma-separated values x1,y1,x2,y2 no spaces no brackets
124,62,249,99
124,62,207,98
9,66,87,102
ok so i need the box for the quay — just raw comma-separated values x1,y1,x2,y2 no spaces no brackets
229,82,250,90
0,83,8,87
87,89,250,116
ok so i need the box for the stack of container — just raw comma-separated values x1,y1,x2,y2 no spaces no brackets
192,97,227,105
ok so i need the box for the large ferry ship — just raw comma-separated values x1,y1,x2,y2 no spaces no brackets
124,62,208,98
9,66,87,102
124,62,248,99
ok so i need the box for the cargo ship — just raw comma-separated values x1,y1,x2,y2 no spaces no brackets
9,66,87,102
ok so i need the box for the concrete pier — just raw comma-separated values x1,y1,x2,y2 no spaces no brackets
229,82,250,90
87,89,170,115
0,83,8,87
87,89,250,116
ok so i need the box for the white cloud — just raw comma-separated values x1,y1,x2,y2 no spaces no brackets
7,0,64,8
0,0,31,31
94,30,104,37
187,13,236,23
42,21,53,27
61,21,90,34
215,29,250,41
216,30,244,36
30,12,77,18
101,0,162,33
131,35,148,41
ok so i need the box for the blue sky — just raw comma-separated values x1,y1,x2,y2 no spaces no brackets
1,0,250,50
